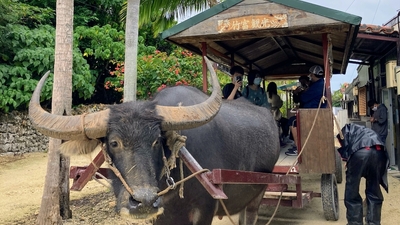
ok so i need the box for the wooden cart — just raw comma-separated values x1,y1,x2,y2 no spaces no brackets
160,0,360,220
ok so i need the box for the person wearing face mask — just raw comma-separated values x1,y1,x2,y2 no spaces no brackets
367,99,388,142
222,65,244,100
242,70,270,108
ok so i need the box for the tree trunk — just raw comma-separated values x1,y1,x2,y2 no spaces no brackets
36,0,73,223
123,0,140,102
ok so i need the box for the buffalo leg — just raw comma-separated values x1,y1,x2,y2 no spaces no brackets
238,186,266,225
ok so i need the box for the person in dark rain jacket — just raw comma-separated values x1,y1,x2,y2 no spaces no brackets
337,123,389,225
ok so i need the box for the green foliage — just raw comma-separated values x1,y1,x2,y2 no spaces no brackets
332,88,344,107
0,0,54,28
105,48,204,100
75,25,125,61
74,0,125,28
24,0,124,28
0,21,95,112
105,46,232,101
139,24,176,54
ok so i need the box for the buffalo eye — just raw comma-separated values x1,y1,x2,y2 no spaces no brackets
109,141,118,148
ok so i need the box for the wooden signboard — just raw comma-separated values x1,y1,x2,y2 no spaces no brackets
217,14,288,33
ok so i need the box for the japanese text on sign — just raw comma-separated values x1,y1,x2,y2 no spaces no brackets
217,14,288,33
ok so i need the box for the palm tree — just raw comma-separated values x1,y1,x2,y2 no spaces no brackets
123,0,140,102
36,0,73,223
122,0,221,102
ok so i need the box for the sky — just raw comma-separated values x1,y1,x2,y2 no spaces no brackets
301,0,399,91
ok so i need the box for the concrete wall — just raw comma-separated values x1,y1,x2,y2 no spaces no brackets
335,109,348,132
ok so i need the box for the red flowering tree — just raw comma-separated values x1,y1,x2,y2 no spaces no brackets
105,48,207,100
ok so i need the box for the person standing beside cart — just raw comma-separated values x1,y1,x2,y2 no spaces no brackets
337,123,389,225
367,99,388,143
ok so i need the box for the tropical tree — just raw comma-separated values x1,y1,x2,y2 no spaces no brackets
35,0,74,223
123,0,140,102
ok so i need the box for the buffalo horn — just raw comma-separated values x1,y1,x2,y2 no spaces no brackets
157,56,222,131
29,71,109,140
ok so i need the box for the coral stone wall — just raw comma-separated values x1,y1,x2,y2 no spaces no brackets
0,111,48,154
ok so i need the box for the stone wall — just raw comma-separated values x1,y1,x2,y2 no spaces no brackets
0,111,49,153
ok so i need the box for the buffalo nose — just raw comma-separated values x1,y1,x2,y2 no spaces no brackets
129,189,160,210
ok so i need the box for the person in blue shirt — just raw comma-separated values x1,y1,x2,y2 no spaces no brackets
285,65,327,156
300,65,327,108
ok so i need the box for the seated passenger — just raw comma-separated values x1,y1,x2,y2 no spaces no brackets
292,75,310,108
267,82,289,146
242,70,270,108
267,82,283,118
286,65,327,156
222,65,243,100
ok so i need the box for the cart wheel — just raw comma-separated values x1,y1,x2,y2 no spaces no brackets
335,152,343,184
321,174,339,221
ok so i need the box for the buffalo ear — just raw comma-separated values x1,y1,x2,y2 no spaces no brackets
59,139,101,156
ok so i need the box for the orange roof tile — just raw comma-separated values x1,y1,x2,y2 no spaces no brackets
359,24,399,36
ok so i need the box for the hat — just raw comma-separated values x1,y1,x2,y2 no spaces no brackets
309,65,324,77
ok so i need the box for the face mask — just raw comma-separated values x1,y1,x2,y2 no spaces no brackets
253,78,262,85
372,106,377,111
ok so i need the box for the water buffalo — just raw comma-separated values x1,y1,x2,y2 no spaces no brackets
29,57,280,225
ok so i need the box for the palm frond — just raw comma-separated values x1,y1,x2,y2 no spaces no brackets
120,0,221,37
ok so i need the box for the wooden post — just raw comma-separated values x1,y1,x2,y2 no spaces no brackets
396,12,400,170
201,42,208,93
322,33,332,105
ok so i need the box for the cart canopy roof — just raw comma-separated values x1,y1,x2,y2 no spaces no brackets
162,0,361,80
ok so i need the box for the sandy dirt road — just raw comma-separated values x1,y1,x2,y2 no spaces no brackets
1,152,399,225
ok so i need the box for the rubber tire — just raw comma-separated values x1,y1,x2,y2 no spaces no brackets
321,174,339,221
335,151,343,184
